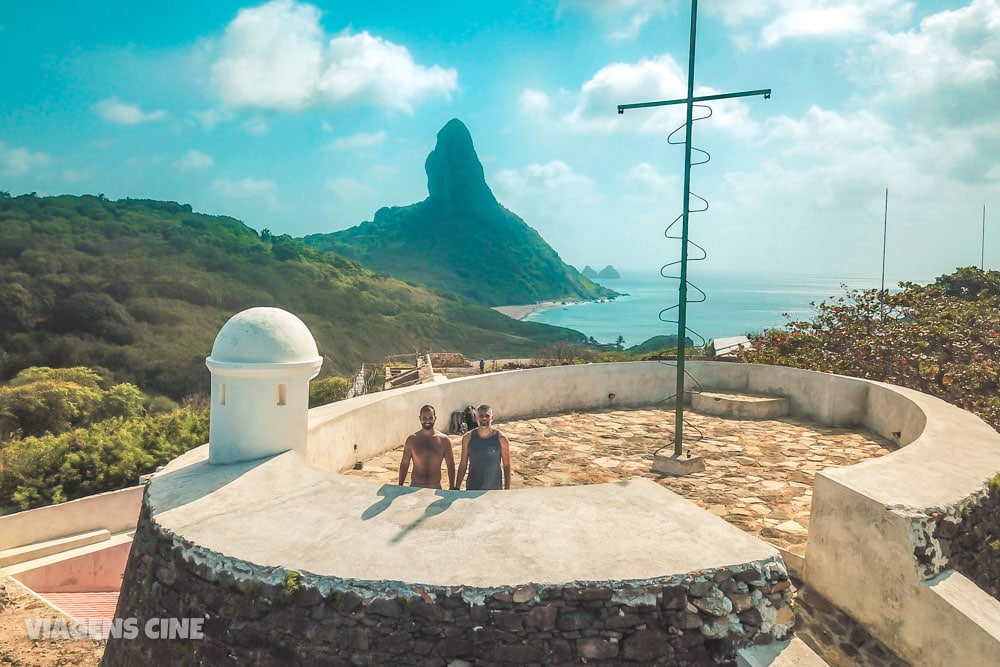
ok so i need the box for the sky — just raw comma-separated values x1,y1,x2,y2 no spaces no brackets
2,0,998,281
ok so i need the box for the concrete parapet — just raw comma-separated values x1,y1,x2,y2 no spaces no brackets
306,360,1000,665
106,473,794,665
102,360,1000,664
0,485,142,552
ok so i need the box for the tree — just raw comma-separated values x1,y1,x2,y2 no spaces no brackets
0,367,147,439
738,267,1000,432
309,376,350,407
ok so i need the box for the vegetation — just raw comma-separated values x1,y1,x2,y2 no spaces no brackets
303,119,614,306
0,193,586,400
0,366,208,513
309,376,350,407
738,267,1000,432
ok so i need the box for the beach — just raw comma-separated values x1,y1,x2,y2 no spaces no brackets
491,301,565,320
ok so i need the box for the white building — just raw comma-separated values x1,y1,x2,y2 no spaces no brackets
205,307,323,464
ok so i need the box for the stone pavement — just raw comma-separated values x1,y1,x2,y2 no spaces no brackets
343,406,897,558
344,406,909,666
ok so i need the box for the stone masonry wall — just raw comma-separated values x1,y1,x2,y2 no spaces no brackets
910,476,1000,601
103,505,794,666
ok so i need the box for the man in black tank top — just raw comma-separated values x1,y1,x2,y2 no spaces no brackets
457,404,511,490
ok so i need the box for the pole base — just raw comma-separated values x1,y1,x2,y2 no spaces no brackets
652,453,706,476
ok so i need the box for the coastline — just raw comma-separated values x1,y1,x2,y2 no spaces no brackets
491,301,564,321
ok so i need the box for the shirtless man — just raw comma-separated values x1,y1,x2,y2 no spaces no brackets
398,405,456,489
456,404,511,490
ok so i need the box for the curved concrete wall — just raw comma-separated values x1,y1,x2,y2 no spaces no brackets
0,485,142,551
305,361,924,473
306,361,1000,666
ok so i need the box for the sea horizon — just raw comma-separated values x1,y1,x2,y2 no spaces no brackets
526,268,933,348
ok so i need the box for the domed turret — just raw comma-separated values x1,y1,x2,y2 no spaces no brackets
206,308,323,464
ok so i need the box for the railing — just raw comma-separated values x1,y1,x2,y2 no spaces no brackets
345,364,380,399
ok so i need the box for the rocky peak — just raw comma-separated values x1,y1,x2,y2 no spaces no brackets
424,118,498,211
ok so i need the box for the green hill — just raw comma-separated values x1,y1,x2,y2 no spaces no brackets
0,193,585,400
303,119,616,307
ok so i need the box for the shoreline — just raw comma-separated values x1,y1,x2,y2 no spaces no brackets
493,296,615,321
491,301,565,321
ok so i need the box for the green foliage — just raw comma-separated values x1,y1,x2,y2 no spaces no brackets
309,376,350,408
0,366,146,439
1,407,208,513
0,193,583,399
738,267,1000,432
280,571,302,605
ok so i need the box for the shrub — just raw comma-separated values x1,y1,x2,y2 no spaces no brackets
738,267,1000,432
309,376,350,407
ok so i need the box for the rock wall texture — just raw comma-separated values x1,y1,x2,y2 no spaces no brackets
910,476,1000,601
933,477,1000,600
103,504,794,666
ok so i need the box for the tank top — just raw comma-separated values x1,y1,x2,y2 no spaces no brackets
466,428,503,490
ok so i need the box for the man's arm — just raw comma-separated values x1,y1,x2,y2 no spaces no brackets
498,432,512,490
442,436,457,490
455,432,471,490
398,438,413,486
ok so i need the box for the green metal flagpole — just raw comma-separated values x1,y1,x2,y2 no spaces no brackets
618,0,770,457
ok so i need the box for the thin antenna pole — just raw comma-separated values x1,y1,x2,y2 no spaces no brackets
880,188,888,321
982,203,987,271
881,188,888,294
672,0,699,458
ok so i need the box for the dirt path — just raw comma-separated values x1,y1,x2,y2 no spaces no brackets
0,579,103,666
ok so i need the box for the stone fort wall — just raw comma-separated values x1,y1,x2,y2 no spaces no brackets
103,504,793,665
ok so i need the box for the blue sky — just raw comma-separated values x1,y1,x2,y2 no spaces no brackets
2,0,998,280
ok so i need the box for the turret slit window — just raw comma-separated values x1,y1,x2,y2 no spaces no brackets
219,383,226,406
277,383,287,406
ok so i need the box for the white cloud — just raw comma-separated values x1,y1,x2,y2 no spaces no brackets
496,160,593,193
325,176,371,199
764,106,895,159
760,6,866,46
563,54,762,137
243,117,269,135
211,0,457,113
0,141,50,176
706,0,914,49
175,150,214,171
193,108,234,129
326,131,387,151
494,160,598,225
558,0,670,40
518,89,551,118
211,177,279,208
94,97,168,125
62,169,86,183
711,100,1000,276
626,162,676,195
861,0,1000,126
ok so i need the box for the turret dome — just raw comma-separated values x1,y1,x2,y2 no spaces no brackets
208,307,320,365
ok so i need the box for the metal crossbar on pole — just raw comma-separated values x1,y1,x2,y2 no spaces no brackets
617,0,770,457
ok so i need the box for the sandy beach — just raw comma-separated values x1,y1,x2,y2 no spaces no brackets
491,301,564,320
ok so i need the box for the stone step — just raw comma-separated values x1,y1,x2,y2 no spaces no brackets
0,528,110,568
737,637,829,666
693,391,789,420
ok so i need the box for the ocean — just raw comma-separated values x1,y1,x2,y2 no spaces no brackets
525,269,930,348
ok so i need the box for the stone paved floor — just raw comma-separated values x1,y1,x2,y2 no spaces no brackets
344,406,910,666
343,406,898,557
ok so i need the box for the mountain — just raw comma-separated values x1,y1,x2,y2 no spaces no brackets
627,335,694,355
581,265,599,279
0,193,585,400
303,119,616,306
597,265,621,279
